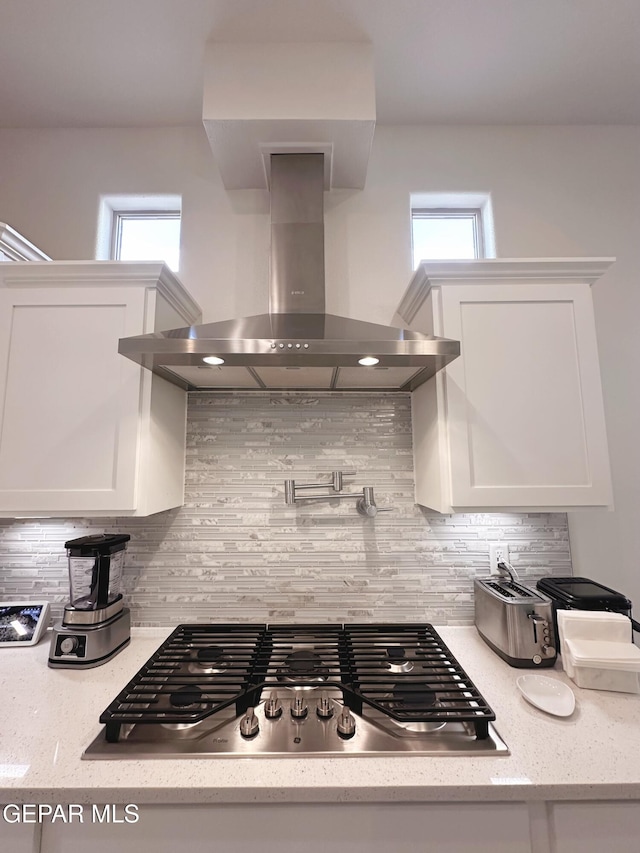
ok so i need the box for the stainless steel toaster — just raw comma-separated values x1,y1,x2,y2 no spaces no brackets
474,578,557,668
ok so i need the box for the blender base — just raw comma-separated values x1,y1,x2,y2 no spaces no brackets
48,607,131,669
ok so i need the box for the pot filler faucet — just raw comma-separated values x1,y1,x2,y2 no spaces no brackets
284,471,392,517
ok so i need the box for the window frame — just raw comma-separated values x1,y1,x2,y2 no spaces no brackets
110,209,182,266
411,207,485,266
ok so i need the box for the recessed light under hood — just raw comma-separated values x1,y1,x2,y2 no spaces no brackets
118,154,460,392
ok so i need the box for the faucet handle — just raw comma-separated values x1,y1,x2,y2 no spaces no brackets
356,487,394,518
331,470,356,492
359,505,395,517
357,499,378,518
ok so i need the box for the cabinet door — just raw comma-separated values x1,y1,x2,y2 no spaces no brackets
0,816,38,853
440,283,612,511
549,801,640,853
0,287,146,515
41,802,533,853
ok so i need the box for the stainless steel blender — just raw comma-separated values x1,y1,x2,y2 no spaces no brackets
48,534,131,668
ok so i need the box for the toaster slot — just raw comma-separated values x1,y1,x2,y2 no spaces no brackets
484,581,515,598
481,580,539,602
503,582,534,598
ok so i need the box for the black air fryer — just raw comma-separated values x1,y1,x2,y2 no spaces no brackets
537,576,640,638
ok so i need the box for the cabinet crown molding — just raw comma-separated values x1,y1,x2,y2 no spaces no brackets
0,222,51,262
398,258,615,325
0,260,202,325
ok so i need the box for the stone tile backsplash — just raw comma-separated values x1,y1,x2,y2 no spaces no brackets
0,392,571,626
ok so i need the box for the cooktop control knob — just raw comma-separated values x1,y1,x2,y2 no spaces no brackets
337,710,356,738
239,708,259,738
291,695,308,719
264,694,283,719
316,694,334,719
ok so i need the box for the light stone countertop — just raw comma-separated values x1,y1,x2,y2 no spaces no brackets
1,626,639,805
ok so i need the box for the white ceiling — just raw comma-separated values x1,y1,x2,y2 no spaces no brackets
1,0,639,128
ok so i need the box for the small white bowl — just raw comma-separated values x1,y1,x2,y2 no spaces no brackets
516,674,576,717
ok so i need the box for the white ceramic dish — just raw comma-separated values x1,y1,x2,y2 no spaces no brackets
516,674,576,717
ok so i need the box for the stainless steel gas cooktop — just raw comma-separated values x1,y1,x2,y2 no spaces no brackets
83,623,508,759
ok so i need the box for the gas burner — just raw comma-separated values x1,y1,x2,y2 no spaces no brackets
169,685,203,709
391,684,439,709
277,649,329,684
187,645,230,674
384,684,446,733
385,646,414,674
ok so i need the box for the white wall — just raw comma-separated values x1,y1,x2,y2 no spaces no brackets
0,127,271,322
0,123,638,607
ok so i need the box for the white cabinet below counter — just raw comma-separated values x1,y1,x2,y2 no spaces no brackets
36,801,640,853
38,803,533,853
0,820,38,853
0,261,201,517
395,259,614,513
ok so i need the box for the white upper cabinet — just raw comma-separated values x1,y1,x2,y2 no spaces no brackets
395,259,614,513
0,261,201,517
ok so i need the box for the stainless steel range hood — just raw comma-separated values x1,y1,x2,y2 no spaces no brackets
118,154,460,392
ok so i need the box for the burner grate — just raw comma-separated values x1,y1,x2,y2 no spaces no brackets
256,623,345,688
341,624,495,739
100,624,266,742
99,623,495,743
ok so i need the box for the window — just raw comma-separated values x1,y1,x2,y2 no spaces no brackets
411,208,484,268
96,195,182,271
112,211,181,271
410,192,495,269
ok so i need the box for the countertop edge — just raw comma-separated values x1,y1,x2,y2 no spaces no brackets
4,782,640,806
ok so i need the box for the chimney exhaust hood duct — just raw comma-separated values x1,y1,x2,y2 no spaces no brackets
118,153,460,392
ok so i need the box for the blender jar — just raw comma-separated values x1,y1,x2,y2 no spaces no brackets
65,534,131,610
